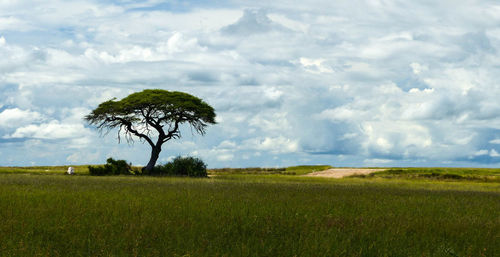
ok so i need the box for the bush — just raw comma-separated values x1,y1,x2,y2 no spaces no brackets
152,156,207,177
150,162,174,175
88,158,132,176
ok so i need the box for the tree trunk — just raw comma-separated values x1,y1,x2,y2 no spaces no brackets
143,146,161,172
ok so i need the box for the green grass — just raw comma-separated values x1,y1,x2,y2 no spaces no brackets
357,167,500,183
0,172,498,256
0,165,90,175
284,165,333,175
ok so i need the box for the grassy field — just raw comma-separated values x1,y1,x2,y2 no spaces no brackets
209,165,332,175
354,167,500,183
0,165,90,175
0,167,498,256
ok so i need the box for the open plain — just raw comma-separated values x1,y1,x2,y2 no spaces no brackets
0,166,498,256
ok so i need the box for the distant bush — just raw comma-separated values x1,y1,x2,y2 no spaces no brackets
88,158,132,176
152,156,207,177
441,173,463,180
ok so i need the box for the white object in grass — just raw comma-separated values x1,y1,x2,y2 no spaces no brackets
67,167,75,175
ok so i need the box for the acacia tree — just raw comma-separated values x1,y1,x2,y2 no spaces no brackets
84,89,216,172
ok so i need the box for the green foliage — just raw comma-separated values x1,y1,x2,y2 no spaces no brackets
152,156,207,177
151,162,174,175
84,89,216,138
172,156,207,177
88,158,132,176
0,174,497,256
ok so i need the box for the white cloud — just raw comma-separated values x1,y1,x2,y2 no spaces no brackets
0,16,32,31
490,139,500,144
299,58,333,73
244,136,299,154
0,108,44,128
263,87,283,101
66,151,100,164
318,107,357,122
361,121,433,158
217,153,234,162
268,13,308,33
476,149,500,158
490,149,500,157
217,140,237,149
7,121,88,139
474,149,489,156
249,112,290,133
363,158,393,165
410,62,428,75
198,148,235,162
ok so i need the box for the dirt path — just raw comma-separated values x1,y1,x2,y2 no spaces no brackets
303,168,386,178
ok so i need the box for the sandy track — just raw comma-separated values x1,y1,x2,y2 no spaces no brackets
303,168,386,178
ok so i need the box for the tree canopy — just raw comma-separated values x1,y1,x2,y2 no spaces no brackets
85,89,216,171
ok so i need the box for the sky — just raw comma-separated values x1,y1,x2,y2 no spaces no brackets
1,0,500,168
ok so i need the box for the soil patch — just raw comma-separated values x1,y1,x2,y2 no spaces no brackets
303,168,386,178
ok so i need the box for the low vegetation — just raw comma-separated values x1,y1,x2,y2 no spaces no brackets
150,156,208,177
353,167,500,182
88,158,134,176
209,165,332,175
0,165,89,175
284,165,333,175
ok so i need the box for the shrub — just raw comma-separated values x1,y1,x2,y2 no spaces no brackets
173,156,207,177
150,162,174,175
88,158,132,176
442,173,463,180
153,156,207,177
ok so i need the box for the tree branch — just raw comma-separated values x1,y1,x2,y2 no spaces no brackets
111,117,155,148
163,120,181,143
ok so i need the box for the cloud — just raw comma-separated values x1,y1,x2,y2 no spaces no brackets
0,16,33,31
66,150,100,164
216,152,234,162
410,62,428,75
7,121,88,140
0,108,44,128
364,158,393,165
217,140,237,149
299,58,333,74
244,136,299,154
490,149,500,157
221,9,288,35
490,139,500,144
474,149,489,156
2,1,500,167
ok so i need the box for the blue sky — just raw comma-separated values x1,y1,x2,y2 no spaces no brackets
1,0,500,168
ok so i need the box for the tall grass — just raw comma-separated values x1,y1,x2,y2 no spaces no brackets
0,173,498,256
